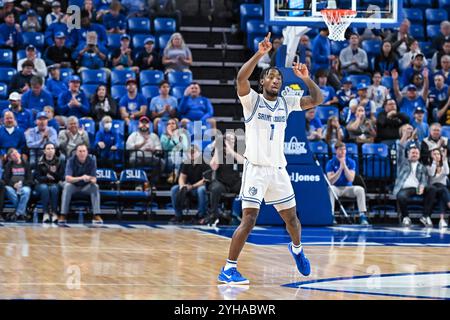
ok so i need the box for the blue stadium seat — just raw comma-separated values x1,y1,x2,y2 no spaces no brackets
362,143,391,179
140,70,164,87
22,32,45,49
60,68,73,83
409,0,433,8
0,99,9,111
128,120,154,134
111,85,127,101
96,169,121,206
171,86,186,100
362,39,382,58
119,169,151,209
153,17,176,35
79,118,96,146
410,24,425,41
419,41,435,58
425,9,448,24
141,85,159,102
381,76,393,90
100,119,125,141
240,4,263,32
309,141,329,170
157,119,167,136
68,0,84,6
111,70,136,85
80,84,98,99
0,67,16,83
330,41,349,56
315,106,339,124
426,25,441,40
167,71,193,87
128,17,151,34
0,83,7,99
16,49,41,61
270,25,284,38
0,49,13,66
80,69,107,85
107,33,122,50
439,0,450,8
157,34,171,51
348,75,371,87
252,36,265,53
441,126,450,139
132,34,154,51
402,8,423,23
246,20,269,50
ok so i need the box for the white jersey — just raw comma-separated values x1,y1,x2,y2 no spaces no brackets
239,89,302,167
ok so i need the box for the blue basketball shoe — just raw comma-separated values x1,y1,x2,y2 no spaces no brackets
218,267,250,285
288,242,311,276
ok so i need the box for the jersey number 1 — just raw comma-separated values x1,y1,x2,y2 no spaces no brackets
270,124,274,140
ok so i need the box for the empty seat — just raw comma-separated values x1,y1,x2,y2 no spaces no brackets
171,86,186,100
252,36,265,53
270,25,284,38
80,84,98,99
362,39,382,58
157,34,171,51
330,40,349,56
240,4,263,32
80,69,107,85
0,67,16,83
79,118,96,146
167,71,193,87
409,0,433,8
0,49,13,66
418,41,435,58
111,85,127,101
441,126,450,139
439,0,450,8
111,70,136,85
127,17,151,34
425,8,448,24
410,24,425,41
246,20,269,50
402,8,423,23
141,85,159,102
362,143,391,179
153,17,176,35
309,140,329,170
315,106,339,124
140,70,164,87
60,68,74,83
22,32,45,48
0,83,7,99
426,25,441,40
107,33,122,50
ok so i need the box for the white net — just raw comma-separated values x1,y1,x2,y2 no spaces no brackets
321,9,357,41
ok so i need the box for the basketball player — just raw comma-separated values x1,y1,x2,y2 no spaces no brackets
218,33,324,284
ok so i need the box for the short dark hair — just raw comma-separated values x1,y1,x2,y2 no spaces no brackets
22,59,35,68
30,76,43,87
75,143,89,152
334,141,346,150
159,80,170,88
258,67,283,92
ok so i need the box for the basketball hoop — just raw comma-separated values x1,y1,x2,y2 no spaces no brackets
321,9,357,41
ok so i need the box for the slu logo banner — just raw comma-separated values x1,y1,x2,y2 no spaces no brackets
284,136,307,155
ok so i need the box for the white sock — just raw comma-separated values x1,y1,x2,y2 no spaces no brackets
291,242,303,255
224,259,237,271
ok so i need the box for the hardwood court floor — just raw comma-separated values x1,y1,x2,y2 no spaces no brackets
0,223,449,300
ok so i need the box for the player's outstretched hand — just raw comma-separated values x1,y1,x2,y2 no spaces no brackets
258,32,272,55
293,62,309,79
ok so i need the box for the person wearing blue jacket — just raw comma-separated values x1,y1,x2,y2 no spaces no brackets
6,91,33,132
0,12,22,49
0,110,26,159
21,76,54,114
311,29,334,74
69,10,107,54
178,82,215,128
94,116,120,167
56,75,90,119
45,65,68,101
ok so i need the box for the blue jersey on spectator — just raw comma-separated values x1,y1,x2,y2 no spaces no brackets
178,96,214,122
77,51,106,69
400,96,426,119
0,23,23,47
428,85,449,111
402,66,424,87
44,22,70,47
46,78,68,100
411,120,429,142
48,118,60,133
6,108,33,131
319,85,336,104
120,93,148,116
69,23,107,49
0,126,26,156
326,157,356,187
103,12,126,31
57,90,90,118
21,89,54,113
95,129,120,160
311,33,330,73
149,95,178,120
337,88,355,109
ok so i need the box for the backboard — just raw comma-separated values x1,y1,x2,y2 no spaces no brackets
265,0,403,28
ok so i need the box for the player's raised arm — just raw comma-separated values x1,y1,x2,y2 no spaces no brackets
236,32,272,97
292,62,324,110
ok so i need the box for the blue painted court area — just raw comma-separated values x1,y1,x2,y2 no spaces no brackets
191,225,450,247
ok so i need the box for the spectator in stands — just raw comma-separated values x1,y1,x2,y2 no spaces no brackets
337,77,355,109
178,82,216,129
431,40,450,72
374,40,399,76
316,70,338,106
392,70,428,121
368,71,390,111
3,148,32,222
111,34,139,73
58,116,90,158
0,12,22,49
394,141,436,228
402,71,429,100
296,35,312,70
396,124,418,172
376,98,409,145
35,142,64,223
148,0,182,27
427,148,450,229
0,111,26,160
387,19,415,58
258,37,282,70
411,107,429,143
305,108,323,142
7,91,33,131
119,78,148,125
43,106,60,133
326,142,369,225
9,59,34,94
170,144,209,224
17,45,47,80
121,0,149,18
70,9,107,54
432,21,450,51
399,40,428,72
134,36,160,71
76,31,109,76
21,76,54,114
44,15,70,47
149,80,178,130
311,28,335,74
60,143,102,224
57,75,90,120
429,73,450,124
45,1,63,28
21,9,41,32
420,123,450,165
45,64,68,101
95,0,112,19
95,116,120,167
160,119,189,183
346,105,376,144
438,55,450,85
25,111,58,167
339,33,369,75
346,83,376,123
90,84,118,122
162,32,193,73
323,116,343,146
103,1,126,33
83,0,97,22
402,53,427,88
43,32,74,69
